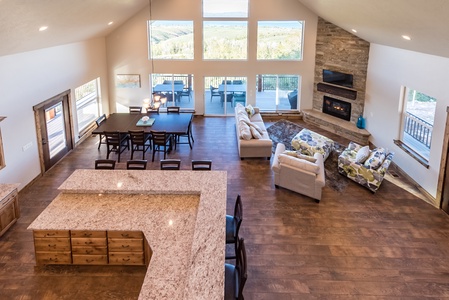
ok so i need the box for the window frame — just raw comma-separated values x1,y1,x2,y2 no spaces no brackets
75,78,101,137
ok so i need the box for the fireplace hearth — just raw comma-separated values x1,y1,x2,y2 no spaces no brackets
322,96,351,121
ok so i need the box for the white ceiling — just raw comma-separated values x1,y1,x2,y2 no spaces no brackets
0,0,148,57
1,0,449,58
297,0,449,58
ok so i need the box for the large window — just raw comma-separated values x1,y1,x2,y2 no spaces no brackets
257,21,303,60
203,0,248,18
148,21,194,60
75,78,100,136
203,21,248,60
255,74,300,111
397,87,436,163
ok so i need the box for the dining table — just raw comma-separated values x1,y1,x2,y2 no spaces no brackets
92,112,193,136
218,83,247,93
153,83,184,93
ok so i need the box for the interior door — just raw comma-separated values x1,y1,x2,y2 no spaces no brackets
34,90,73,172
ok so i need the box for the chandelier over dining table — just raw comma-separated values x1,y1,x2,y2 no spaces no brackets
143,93,167,111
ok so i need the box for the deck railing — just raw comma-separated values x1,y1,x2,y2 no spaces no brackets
404,112,433,148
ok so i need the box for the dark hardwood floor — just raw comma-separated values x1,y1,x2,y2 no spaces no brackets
1,116,449,299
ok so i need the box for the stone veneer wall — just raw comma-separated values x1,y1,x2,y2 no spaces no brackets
313,17,370,124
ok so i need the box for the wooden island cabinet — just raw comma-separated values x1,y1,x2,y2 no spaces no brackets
0,184,20,237
33,229,150,266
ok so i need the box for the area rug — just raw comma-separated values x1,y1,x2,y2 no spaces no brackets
267,119,348,192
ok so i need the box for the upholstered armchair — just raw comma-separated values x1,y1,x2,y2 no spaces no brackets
271,143,325,203
338,141,394,193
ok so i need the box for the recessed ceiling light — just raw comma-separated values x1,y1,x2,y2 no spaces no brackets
351,29,357,33
39,26,48,32
108,21,113,26
402,35,411,41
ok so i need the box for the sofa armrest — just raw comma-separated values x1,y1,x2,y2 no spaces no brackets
271,143,286,173
313,153,325,186
254,107,260,114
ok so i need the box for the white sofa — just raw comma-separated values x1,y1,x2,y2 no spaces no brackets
271,143,325,202
234,104,272,159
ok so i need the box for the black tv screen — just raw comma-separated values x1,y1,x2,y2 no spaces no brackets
323,69,353,88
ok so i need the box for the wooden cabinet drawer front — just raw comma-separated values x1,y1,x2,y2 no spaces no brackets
72,254,108,265
72,246,107,255
70,230,106,238
35,251,71,265
108,231,143,239
34,238,71,251
0,202,15,226
108,238,143,252
109,252,144,265
34,230,70,238
0,191,17,208
71,237,107,246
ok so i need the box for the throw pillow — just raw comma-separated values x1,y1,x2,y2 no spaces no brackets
248,122,264,134
278,154,320,174
363,147,387,170
282,150,317,163
355,146,370,163
239,120,252,140
245,104,255,118
250,126,262,139
238,111,250,124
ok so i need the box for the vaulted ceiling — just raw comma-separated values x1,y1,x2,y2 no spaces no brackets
1,0,448,58
297,0,449,58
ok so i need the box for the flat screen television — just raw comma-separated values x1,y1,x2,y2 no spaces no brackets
323,69,353,88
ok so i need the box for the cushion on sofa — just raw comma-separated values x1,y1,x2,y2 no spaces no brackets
283,150,317,163
250,126,262,139
238,120,252,140
245,104,255,118
363,148,387,170
355,145,370,163
278,154,320,174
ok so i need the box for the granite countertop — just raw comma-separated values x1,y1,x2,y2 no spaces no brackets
28,169,227,300
0,183,19,202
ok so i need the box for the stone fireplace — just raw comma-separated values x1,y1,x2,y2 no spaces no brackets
301,17,371,145
322,96,351,121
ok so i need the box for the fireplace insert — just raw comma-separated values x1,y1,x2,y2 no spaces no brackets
322,96,351,121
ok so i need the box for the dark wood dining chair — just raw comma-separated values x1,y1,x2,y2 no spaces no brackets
226,194,243,260
128,130,151,160
191,160,212,171
104,131,129,162
95,114,107,150
224,238,247,300
94,159,116,170
174,114,194,149
151,130,172,162
126,159,147,170
160,159,181,170
129,106,142,113
146,106,160,114
167,106,180,113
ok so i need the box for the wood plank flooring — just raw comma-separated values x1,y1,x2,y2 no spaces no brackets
1,116,449,299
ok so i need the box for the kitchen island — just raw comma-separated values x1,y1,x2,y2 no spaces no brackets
28,169,227,300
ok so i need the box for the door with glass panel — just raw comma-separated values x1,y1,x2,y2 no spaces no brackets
255,74,300,111
205,76,247,116
150,74,194,110
34,91,73,172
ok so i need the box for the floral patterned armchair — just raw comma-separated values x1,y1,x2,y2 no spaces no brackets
338,141,394,193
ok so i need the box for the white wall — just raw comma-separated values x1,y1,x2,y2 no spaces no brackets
365,44,449,198
0,38,109,189
106,0,318,114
